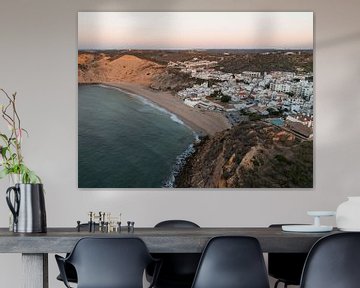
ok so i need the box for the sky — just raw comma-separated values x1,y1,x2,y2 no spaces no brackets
78,12,313,50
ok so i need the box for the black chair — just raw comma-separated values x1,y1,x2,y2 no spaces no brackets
56,223,99,284
268,224,308,288
154,220,200,229
191,236,270,288
55,237,160,288
56,262,77,284
300,232,360,288
147,220,201,288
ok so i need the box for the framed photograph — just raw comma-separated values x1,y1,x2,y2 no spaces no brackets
78,12,313,188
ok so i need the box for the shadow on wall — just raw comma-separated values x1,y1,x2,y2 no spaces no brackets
317,31,360,48
314,28,360,200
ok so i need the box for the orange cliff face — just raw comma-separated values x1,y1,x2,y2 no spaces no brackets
78,53,166,85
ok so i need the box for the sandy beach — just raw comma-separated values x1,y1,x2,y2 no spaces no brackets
103,82,231,136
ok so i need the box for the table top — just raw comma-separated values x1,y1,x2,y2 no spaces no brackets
0,227,340,254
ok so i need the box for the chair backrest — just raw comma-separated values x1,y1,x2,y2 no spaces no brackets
152,220,201,284
155,220,200,228
67,237,154,288
300,232,360,288
191,236,270,288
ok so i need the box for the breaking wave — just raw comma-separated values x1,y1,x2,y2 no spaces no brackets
100,84,186,127
163,134,201,188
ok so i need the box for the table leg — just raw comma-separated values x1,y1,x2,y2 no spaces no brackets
22,253,48,288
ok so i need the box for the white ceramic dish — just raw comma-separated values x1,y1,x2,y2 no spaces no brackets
282,225,333,233
307,211,336,217
338,227,360,232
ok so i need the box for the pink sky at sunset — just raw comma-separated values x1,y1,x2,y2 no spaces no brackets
78,12,313,50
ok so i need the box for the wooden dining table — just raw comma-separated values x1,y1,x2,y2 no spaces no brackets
0,226,339,288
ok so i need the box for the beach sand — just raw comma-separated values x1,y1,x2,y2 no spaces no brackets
103,82,231,136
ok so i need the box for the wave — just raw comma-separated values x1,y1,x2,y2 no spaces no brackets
99,84,187,127
98,84,198,188
163,134,201,188
136,95,185,126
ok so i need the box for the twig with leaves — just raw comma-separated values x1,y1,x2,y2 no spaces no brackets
0,88,41,183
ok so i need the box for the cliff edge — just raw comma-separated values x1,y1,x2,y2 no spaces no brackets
175,121,313,188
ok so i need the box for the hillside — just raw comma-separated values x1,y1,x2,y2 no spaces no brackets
78,52,200,91
218,52,313,73
78,50,313,86
84,49,313,74
78,53,165,85
175,121,313,188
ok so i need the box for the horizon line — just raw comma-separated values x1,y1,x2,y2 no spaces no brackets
78,48,314,51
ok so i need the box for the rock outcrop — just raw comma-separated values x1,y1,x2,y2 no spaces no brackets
175,121,313,188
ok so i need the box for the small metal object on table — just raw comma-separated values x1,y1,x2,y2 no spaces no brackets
76,221,81,232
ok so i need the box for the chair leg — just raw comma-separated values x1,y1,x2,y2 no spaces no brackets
274,280,289,288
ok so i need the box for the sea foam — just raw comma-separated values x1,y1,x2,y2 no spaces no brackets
163,133,200,188
99,84,198,188
100,84,186,127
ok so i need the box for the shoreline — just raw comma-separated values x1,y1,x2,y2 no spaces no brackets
99,81,231,136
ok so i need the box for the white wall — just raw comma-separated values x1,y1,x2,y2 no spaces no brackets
0,0,360,287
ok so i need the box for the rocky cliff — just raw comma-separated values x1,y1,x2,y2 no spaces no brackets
175,121,313,188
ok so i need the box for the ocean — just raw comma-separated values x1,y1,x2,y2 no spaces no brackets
78,84,196,188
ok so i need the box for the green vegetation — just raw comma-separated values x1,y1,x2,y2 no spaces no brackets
274,154,292,165
79,49,313,74
0,89,41,183
267,108,282,116
219,51,313,74
248,113,262,121
175,121,313,188
220,95,231,103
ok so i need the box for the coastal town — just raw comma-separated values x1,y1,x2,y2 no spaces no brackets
171,57,314,139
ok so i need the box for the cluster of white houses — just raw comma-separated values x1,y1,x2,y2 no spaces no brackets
171,58,314,138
